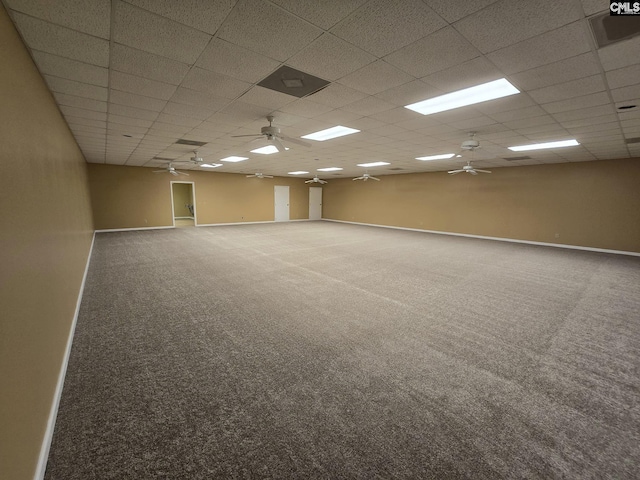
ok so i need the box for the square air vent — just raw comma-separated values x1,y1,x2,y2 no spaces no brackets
589,12,640,48
258,66,330,98
625,137,640,144
503,156,532,161
175,139,207,147
388,167,404,170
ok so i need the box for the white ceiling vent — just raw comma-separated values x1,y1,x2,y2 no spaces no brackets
589,12,640,49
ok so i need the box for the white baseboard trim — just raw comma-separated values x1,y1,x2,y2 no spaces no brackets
322,219,640,257
95,225,174,233
196,219,312,227
35,231,96,480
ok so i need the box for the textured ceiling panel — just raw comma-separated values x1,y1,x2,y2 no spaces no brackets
5,0,638,176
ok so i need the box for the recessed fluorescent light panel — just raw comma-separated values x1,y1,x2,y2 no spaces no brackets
508,139,579,151
317,167,343,172
357,162,390,167
220,156,248,162
301,126,360,141
416,153,456,161
288,171,309,175
200,163,222,168
405,78,520,115
250,145,280,155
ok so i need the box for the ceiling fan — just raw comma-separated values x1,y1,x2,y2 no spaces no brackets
305,175,327,184
231,115,311,152
246,172,273,178
448,132,492,175
153,162,189,176
353,173,380,181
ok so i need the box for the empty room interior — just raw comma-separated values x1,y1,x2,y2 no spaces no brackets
1,1,640,479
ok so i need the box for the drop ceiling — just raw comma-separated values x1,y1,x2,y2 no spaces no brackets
3,0,640,178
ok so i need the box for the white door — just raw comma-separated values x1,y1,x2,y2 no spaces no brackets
309,187,322,220
274,185,290,222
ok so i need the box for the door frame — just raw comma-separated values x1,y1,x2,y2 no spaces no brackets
170,181,197,227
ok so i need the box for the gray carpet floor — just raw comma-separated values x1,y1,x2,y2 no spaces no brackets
46,221,640,479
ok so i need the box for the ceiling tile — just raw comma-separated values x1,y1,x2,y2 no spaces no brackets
528,74,606,104
65,115,106,129
542,92,611,114
155,112,202,128
424,0,499,23
60,105,107,122
31,50,108,86
53,92,107,112
216,0,322,62
44,75,107,101
551,104,616,123
611,85,640,103
110,44,190,86
338,60,414,95
5,0,110,38
269,0,368,30
487,22,592,75
606,64,640,89
108,114,153,128
181,67,251,99
287,33,376,81
385,27,480,78
169,88,231,111
306,83,368,109
12,12,109,66
341,96,395,116
109,90,168,112
195,37,280,83
454,0,582,54
375,80,441,107
598,36,640,71
124,0,236,34
582,1,607,16
113,1,211,64
161,102,217,121
109,104,160,122
237,86,297,110
110,71,177,100
422,56,503,92
509,52,601,91
330,0,445,57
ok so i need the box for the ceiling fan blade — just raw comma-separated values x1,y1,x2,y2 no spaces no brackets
475,169,492,174
304,179,313,184
448,170,463,174
352,177,361,181
280,134,311,147
371,176,380,181
177,171,189,176
246,174,256,178
271,136,285,152
152,170,166,173
469,170,478,175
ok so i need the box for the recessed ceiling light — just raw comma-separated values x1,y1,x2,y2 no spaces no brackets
288,171,309,175
220,156,249,162
416,153,456,161
200,163,222,168
317,167,343,172
405,78,520,115
251,145,279,155
508,139,580,151
302,125,360,141
357,161,390,167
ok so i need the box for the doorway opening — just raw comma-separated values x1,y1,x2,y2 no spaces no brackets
171,181,196,227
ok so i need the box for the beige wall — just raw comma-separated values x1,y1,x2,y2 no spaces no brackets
88,164,311,229
323,158,640,253
0,5,94,480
